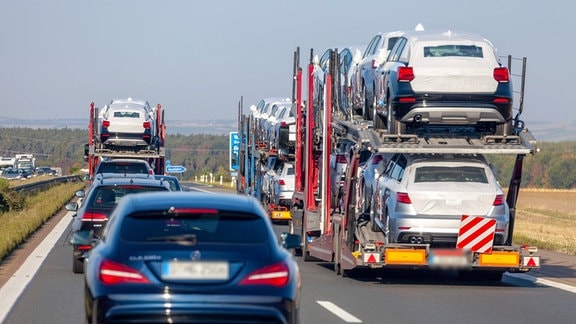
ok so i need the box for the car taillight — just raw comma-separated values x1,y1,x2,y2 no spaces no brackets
397,66,415,82
278,179,286,185
397,192,412,204
398,97,416,103
143,121,151,129
371,154,383,165
99,259,150,285
82,212,108,222
102,120,110,128
371,59,377,69
493,194,504,206
493,97,510,103
239,262,289,287
336,155,347,164
493,67,509,82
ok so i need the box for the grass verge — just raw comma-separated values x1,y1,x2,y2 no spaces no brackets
0,181,85,261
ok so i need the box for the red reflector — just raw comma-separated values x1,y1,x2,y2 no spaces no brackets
240,262,289,287
143,121,151,128
399,97,416,103
493,97,509,103
100,259,150,285
82,212,108,221
493,67,509,82
397,192,412,204
102,120,110,127
397,66,415,82
493,194,504,206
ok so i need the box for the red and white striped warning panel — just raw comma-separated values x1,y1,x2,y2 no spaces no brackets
456,215,496,253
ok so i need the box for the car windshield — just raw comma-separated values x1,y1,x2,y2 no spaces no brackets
90,186,168,208
97,162,149,174
423,45,483,58
113,111,140,118
121,211,269,244
414,166,488,183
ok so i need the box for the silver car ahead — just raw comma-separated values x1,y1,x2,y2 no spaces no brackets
372,153,509,247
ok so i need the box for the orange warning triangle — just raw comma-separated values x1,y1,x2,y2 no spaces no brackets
527,257,537,267
367,254,377,263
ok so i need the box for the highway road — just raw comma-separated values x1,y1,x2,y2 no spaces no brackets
1,183,576,323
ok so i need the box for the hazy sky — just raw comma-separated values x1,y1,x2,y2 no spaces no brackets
0,0,572,125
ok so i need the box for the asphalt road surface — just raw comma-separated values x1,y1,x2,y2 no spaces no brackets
1,183,575,323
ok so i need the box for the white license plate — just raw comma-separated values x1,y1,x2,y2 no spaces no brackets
162,261,229,280
429,250,469,268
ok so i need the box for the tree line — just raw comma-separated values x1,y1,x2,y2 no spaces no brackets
0,127,574,189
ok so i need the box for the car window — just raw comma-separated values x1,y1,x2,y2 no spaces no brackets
414,166,488,183
121,211,269,244
113,111,141,118
423,45,484,58
90,185,168,208
97,162,149,174
388,154,407,181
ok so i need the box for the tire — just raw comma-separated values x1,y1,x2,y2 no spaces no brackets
370,194,380,232
72,248,84,274
363,86,372,121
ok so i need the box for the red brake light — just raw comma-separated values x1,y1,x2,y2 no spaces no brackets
398,97,416,103
493,67,509,82
143,121,151,128
278,179,286,185
397,67,415,82
99,259,150,285
397,192,412,204
493,194,504,206
336,154,347,164
280,121,287,127
171,208,218,214
82,212,108,221
102,120,110,128
493,97,510,103
239,262,290,287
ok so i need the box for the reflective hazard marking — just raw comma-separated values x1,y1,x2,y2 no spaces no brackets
456,215,496,253
524,256,540,267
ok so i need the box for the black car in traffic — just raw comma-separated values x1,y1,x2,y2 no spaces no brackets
66,173,171,273
79,192,301,323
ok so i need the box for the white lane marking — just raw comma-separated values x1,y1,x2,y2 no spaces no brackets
507,273,576,294
0,211,74,323
317,301,362,323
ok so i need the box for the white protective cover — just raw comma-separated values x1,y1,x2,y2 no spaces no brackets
406,162,500,216
409,36,501,94
102,102,154,135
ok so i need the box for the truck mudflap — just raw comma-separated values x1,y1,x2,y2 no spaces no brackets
350,244,540,271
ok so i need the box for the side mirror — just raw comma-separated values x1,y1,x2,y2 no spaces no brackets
66,202,79,212
70,230,93,246
75,190,86,198
280,232,302,250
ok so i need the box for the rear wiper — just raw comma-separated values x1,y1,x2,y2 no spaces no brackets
146,234,197,245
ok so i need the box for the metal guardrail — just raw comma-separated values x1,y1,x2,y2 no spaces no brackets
10,175,84,193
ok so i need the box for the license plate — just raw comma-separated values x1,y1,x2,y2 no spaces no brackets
273,211,291,219
162,261,229,280
429,249,469,268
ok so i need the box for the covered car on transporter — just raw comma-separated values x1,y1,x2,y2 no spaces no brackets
97,97,160,149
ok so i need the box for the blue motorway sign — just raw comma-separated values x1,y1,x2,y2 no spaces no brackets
165,165,187,173
229,131,240,171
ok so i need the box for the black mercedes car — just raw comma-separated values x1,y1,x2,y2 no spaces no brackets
79,192,301,324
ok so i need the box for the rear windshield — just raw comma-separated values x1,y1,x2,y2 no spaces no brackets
97,162,149,174
120,211,269,244
113,111,141,118
414,166,488,183
90,185,168,208
423,45,483,58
